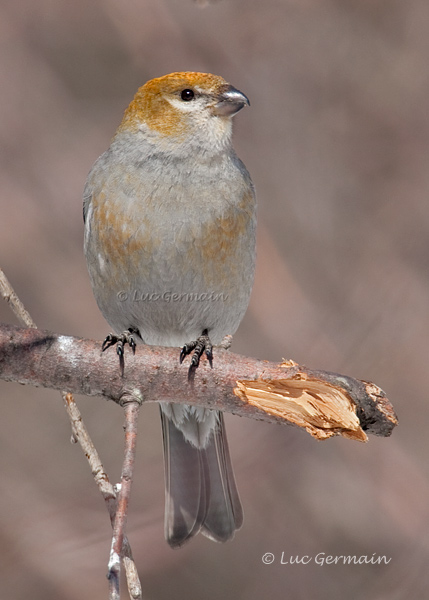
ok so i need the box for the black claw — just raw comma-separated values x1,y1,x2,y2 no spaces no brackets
180,340,197,364
206,346,213,369
179,348,187,364
118,348,125,377
102,333,117,352
179,329,213,382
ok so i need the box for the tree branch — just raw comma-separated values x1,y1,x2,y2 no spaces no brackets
0,323,398,442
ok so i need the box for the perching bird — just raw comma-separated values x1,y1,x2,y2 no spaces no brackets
83,72,256,547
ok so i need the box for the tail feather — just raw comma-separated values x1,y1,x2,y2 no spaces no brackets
161,410,209,547
160,406,242,548
201,412,243,542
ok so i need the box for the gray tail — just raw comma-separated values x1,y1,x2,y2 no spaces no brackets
160,408,243,548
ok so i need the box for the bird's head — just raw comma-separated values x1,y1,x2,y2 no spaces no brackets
116,72,249,155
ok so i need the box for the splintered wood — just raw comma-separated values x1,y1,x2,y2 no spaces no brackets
234,370,368,442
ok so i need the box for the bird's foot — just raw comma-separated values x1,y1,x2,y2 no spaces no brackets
102,328,137,376
180,329,213,383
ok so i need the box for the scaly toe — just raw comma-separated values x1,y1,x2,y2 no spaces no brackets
101,328,138,376
179,329,214,381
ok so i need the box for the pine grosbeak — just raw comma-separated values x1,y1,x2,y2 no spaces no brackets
83,72,256,547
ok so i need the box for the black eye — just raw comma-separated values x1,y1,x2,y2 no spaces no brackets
180,89,195,101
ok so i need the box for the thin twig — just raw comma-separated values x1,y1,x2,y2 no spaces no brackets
0,270,143,599
64,393,142,599
108,398,141,599
0,268,36,328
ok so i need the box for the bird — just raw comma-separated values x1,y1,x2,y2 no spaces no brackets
83,72,256,548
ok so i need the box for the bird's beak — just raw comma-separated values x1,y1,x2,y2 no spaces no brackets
212,85,250,117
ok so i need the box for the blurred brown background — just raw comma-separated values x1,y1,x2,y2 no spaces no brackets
0,0,427,598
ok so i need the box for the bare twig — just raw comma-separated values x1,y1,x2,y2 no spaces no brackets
0,323,398,439
108,398,141,599
64,393,142,599
0,272,143,598
0,268,37,328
